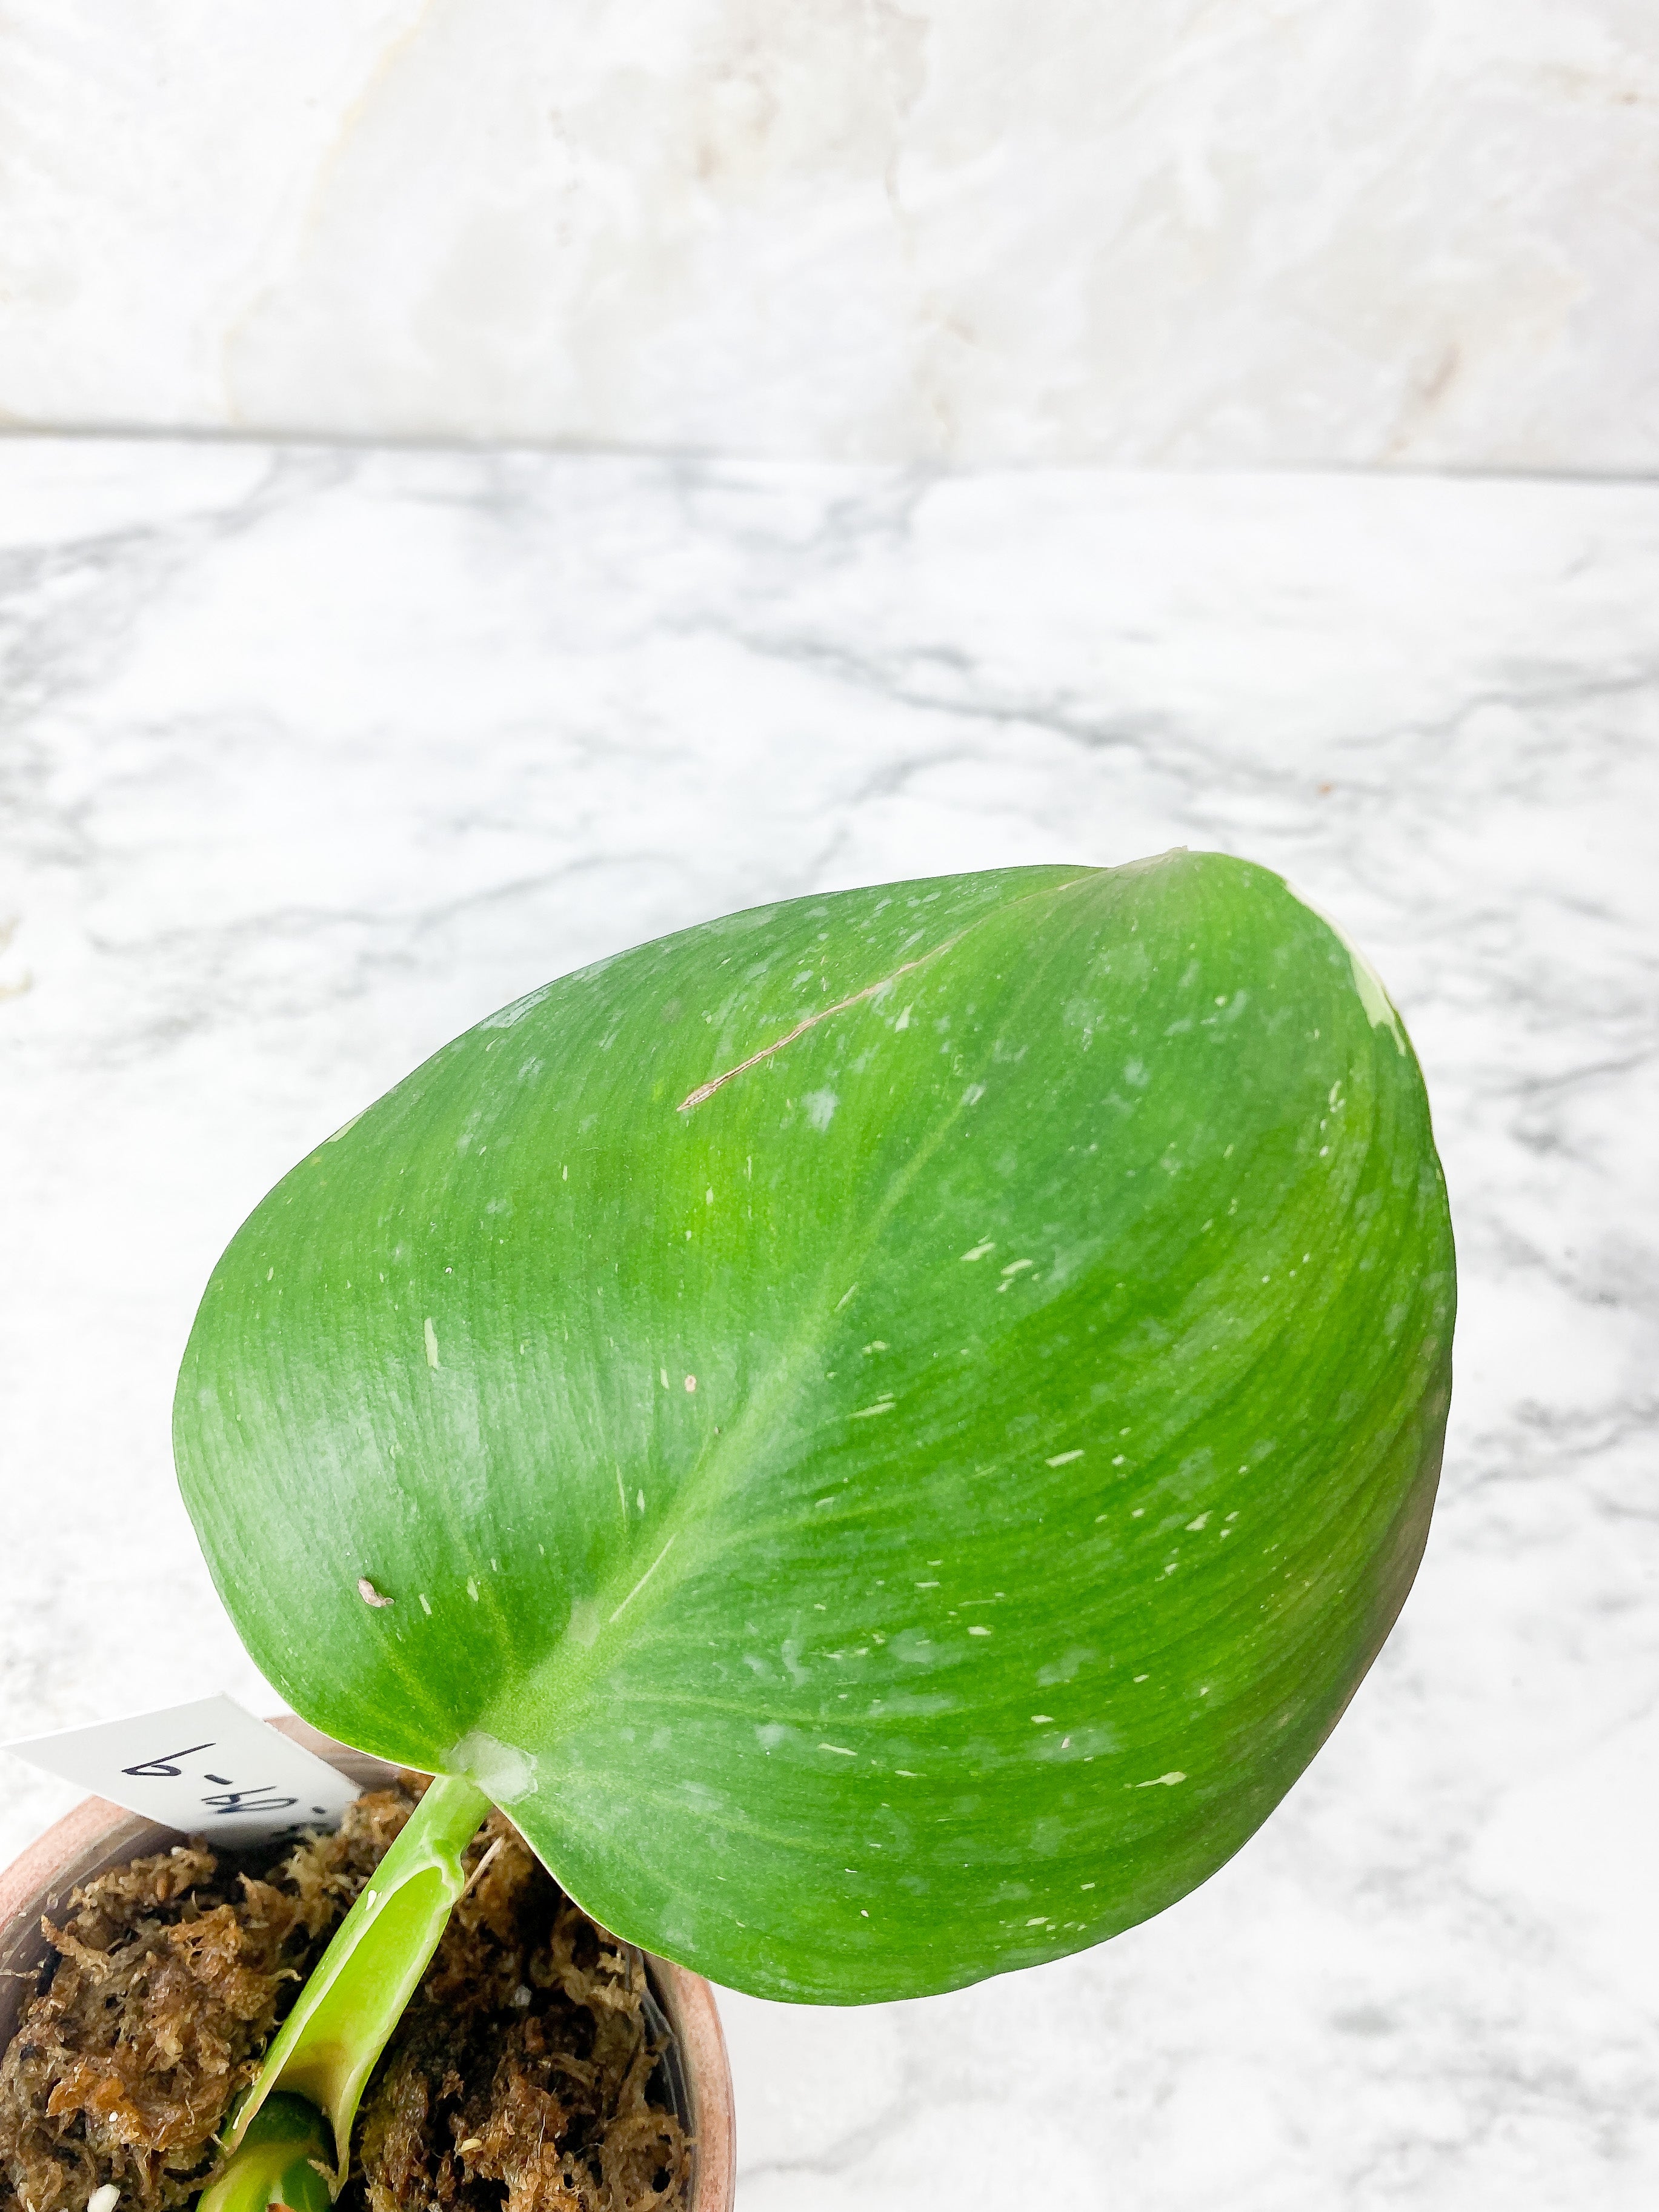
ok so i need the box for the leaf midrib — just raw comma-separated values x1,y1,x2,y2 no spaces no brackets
474,866,1103,1757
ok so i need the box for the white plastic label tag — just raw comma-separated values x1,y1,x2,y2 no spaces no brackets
5,1695,361,1844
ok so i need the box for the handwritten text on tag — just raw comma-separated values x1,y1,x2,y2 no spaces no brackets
6,1695,361,1843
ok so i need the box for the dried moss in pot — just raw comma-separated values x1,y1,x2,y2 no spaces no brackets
0,1787,690,2212
0,1838,331,2212
349,1804,688,2212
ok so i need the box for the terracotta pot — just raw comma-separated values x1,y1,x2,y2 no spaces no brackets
0,1717,735,2212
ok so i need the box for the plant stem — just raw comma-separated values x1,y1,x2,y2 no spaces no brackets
201,1773,492,2210
198,2095,333,2212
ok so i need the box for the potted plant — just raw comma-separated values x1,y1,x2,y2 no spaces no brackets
4,851,1453,2210
0,1722,734,2212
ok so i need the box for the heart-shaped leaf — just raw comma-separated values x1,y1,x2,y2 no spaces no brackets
175,854,1454,2002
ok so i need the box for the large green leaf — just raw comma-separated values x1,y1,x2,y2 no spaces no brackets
175,853,1453,2003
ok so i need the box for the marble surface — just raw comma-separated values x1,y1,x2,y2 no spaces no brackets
1,438,1657,2207
2,3,1658,468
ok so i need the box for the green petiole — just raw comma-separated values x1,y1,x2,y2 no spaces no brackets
200,2095,333,2212
201,1774,491,2211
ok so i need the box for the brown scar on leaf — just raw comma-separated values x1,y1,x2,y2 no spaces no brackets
677,940,962,1113
357,1578,394,1607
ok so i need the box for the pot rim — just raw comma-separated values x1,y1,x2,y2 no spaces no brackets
0,1716,734,2212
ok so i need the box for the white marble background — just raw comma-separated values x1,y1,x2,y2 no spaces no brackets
1,439,1656,2206
2,1,1657,468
